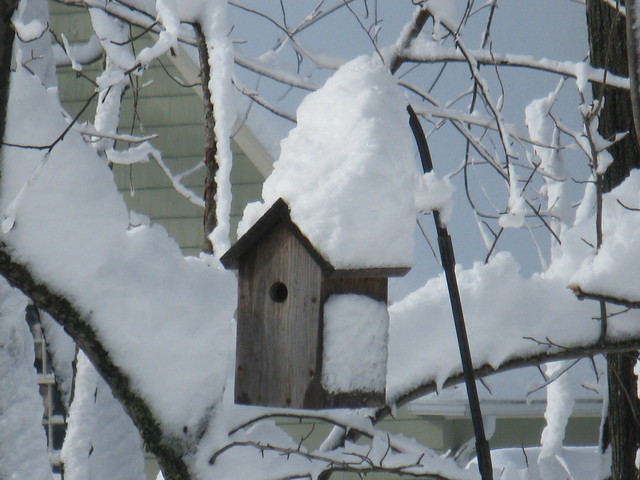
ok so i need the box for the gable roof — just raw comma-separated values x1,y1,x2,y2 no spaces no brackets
219,198,410,278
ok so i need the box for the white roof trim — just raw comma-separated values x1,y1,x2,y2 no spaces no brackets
409,398,602,419
166,44,274,178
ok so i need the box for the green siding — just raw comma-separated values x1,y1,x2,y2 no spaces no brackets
51,2,264,254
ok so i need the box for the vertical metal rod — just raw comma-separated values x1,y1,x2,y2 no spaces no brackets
407,105,494,480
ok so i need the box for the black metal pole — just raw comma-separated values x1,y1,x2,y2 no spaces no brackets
407,105,494,480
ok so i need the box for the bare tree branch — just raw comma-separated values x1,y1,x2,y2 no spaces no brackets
210,440,460,480
570,286,640,309
372,333,640,428
400,47,630,90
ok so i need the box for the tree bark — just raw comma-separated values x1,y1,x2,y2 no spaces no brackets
607,353,640,480
587,2,640,479
195,23,218,254
0,0,18,148
0,247,192,480
587,0,640,192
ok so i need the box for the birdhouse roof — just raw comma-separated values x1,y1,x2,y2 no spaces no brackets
220,198,409,278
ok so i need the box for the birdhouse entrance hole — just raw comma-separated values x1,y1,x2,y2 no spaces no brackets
269,281,288,302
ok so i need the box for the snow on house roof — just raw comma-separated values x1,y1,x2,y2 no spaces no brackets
235,55,419,271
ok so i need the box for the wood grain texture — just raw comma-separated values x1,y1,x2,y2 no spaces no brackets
234,223,389,409
229,200,391,409
235,223,323,408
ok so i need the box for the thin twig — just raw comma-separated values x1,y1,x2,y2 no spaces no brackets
3,91,99,152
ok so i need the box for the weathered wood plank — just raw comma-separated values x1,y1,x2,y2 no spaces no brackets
235,223,323,408
321,277,387,304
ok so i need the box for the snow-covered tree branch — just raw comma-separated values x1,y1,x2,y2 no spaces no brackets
4,1,640,480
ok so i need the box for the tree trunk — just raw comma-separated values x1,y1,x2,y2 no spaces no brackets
0,0,18,148
0,249,193,480
195,23,218,254
606,353,640,480
586,2,640,479
587,0,640,191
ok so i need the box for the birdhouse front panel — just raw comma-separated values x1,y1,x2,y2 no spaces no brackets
235,222,324,409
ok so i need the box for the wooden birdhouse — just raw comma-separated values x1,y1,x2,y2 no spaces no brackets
220,198,410,409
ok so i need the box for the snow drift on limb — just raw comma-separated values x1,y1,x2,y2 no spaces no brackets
0,63,236,437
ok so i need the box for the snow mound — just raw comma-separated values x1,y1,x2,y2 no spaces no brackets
571,170,640,303
238,55,418,270
322,294,389,393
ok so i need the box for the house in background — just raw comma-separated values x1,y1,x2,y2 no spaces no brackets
38,2,605,478
51,1,270,255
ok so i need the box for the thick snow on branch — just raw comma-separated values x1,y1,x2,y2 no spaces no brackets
52,35,103,67
388,247,611,403
89,8,136,72
388,167,640,403
389,252,577,400
499,166,526,229
1,64,236,436
415,171,455,224
525,87,572,229
571,170,640,304
201,0,235,257
39,311,76,408
537,361,577,479
136,0,180,66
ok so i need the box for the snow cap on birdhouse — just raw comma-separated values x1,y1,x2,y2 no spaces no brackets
238,55,418,269
221,55,419,409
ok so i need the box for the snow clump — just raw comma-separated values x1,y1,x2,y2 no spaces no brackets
238,55,418,270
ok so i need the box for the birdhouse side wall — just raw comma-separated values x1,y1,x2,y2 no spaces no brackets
235,223,323,408
321,277,388,304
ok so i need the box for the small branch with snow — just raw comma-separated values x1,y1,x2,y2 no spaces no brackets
228,413,371,437
448,30,513,167
137,143,205,208
3,90,98,153
235,53,318,91
229,2,345,71
77,126,158,144
570,286,640,310
526,359,581,396
388,7,430,74
232,78,297,122
209,440,459,480
400,47,630,91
